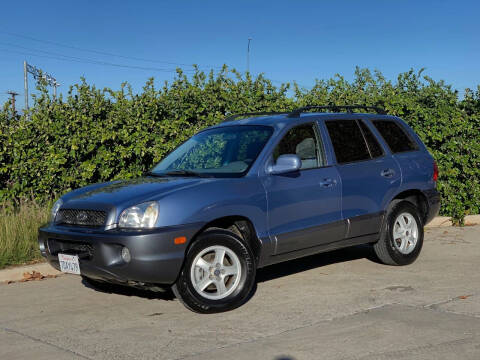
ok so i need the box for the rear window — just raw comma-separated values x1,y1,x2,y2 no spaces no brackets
372,120,418,153
326,120,370,164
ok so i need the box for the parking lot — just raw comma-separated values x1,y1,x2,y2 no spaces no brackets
1,225,479,360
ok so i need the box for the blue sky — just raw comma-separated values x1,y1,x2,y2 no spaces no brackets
0,0,477,107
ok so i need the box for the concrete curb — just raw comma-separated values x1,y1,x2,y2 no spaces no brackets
0,262,62,284
465,215,480,226
425,216,453,227
425,215,480,228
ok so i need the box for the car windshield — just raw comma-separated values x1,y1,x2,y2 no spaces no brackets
150,125,274,177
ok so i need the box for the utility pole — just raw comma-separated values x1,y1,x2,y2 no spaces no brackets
23,61,60,117
6,90,19,115
247,38,252,74
24,60,28,117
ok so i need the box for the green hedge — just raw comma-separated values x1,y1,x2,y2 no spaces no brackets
1,67,479,222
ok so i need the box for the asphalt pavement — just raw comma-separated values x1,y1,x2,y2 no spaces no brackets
1,225,479,360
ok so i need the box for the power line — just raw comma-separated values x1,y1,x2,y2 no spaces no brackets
237,71,311,90
1,47,308,90
0,44,200,73
0,31,309,89
0,48,100,64
0,31,222,69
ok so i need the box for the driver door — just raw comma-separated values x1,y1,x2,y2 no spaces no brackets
263,122,344,255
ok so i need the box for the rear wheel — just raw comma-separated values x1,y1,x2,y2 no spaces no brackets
172,229,256,313
374,201,424,265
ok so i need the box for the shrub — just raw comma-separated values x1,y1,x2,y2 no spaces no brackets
0,201,50,268
0,67,478,222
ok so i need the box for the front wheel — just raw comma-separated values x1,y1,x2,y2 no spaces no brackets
172,229,256,313
374,200,424,266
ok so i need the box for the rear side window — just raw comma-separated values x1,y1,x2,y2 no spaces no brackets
359,120,384,158
372,120,418,153
326,120,370,164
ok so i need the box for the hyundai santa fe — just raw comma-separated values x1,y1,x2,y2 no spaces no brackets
39,105,440,313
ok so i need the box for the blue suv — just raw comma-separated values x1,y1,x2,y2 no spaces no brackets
39,105,440,313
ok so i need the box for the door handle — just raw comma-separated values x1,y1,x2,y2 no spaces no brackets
380,169,395,178
319,178,336,187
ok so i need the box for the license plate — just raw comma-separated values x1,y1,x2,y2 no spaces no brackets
58,253,81,275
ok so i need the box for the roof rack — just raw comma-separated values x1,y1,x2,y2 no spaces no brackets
223,111,288,122
287,105,386,118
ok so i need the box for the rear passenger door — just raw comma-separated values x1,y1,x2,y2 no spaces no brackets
324,119,401,238
371,119,432,190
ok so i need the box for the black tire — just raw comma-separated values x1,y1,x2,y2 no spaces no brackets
172,229,256,313
374,200,424,266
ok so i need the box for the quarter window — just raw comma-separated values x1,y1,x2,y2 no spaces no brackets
372,120,418,153
273,123,324,169
326,120,370,164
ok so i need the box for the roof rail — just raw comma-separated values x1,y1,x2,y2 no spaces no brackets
287,105,386,118
223,111,288,122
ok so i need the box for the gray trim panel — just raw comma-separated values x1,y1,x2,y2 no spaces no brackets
274,219,346,255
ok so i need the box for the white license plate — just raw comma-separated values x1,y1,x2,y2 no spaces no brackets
58,253,81,275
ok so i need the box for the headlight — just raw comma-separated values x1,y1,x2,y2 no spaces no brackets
51,199,63,221
118,202,159,228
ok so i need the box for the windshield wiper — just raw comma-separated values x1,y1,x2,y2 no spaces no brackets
145,171,167,177
163,170,208,177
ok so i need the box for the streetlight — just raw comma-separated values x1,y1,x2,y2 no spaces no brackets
247,38,252,74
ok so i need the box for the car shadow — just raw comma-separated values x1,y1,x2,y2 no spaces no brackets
81,277,176,301
256,244,379,283
242,244,379,307
81,244,379,304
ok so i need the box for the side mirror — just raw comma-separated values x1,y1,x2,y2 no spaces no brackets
267,154,301,175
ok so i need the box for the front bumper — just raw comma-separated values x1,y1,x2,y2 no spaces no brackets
38,222,203,285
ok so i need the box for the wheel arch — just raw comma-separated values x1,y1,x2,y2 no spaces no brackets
388,189,429,223
188,215,263,266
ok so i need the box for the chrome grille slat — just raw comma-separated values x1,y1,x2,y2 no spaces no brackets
56,209,107,227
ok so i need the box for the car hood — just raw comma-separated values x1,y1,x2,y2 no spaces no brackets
61,176,207,208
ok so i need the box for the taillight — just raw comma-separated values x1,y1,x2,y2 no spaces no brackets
433,161,439,182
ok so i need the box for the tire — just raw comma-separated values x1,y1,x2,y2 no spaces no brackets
172,229,256,313
374,200,424,266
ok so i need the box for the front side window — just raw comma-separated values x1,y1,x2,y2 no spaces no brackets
151,125,273,177
273,123,324,169
326,120,370,164
372,120,418,153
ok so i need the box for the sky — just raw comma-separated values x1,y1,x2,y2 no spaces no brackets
0,0,478,108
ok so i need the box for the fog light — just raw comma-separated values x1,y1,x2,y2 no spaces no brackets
121,247,131,263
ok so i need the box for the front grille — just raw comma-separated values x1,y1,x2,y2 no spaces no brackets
47,239,94,259
56,209,107,227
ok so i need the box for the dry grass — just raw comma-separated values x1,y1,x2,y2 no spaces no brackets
0,201,50,269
